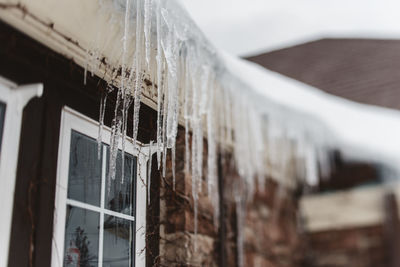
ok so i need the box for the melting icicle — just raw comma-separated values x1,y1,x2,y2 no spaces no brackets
97,92,108,160
147,140,153,205
131,0,144,147
161,8,180,152
120,0,132,184
206,77,216,194
161,64,169,178
162,145,167,178
206,77,219,227
236,195,245,267
155,0,164,169
172,144,176,190
120,94,132,184
144,0,152,68
305,144,318,186
84,49,89,85
161,15,180,189
109,115,122,193
192,161,199,252
183,57,191,176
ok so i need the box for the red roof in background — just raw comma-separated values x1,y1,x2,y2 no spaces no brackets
245,38,400,110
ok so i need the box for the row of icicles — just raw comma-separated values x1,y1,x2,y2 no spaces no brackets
83,0,324,264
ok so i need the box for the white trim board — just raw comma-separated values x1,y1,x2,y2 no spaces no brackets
0,81,43,267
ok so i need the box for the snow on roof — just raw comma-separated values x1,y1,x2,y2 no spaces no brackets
227,54,400,175
1,0,399,219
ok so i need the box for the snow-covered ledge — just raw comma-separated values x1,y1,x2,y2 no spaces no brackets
0,78,43,267
0,0,158,107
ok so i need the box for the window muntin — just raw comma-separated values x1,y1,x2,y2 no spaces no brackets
53,107,148,267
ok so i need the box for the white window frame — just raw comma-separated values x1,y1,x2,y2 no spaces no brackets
0,78,43,267
52,107,149,267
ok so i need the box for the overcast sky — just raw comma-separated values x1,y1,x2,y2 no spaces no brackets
180,0,400,57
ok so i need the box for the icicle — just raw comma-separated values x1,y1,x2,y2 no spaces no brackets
108,115,122,193
120,0,132,185
189,61,203,194
305,144,318,186
147,140,153,205
162,145,167,178
236,195,245,267
84,49,89,85
155,0,163,169
120,95,132,184
163,33,179,150
144,0,152,68
122,0,131,77
183,57,191,176
206,78,219,227
172,144,176,191
199,66,210,115
108,77,124,191
160,9,181,155
161,66,169,178
206,77,216,194
97,92,108,160
192,159,199,252
131,0,144,147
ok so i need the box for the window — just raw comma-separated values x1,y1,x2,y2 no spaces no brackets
0,80,42,267
52,107,148,267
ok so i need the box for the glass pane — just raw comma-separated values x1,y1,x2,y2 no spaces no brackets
68,130,102,206
103,215,135,267
63,205,100,267
0,102,5,153
105,149,136,216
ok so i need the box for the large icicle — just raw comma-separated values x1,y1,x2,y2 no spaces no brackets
183,56,192,177
207,75,219,227
97,92,108,160
144,0,152,68
120,0,132,184
131,0,144,146
155,0,164,170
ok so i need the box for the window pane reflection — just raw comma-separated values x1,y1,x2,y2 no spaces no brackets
105,149,136,216
103,215,134,267
68,131,102,206
64,205,99,267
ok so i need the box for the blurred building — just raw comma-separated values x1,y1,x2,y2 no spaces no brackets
247,38,400,267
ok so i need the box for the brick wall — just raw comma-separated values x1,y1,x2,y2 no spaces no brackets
301,191,400,267
306,226,386,267
158,128,219,266
221,177,304,267
155,128,305,266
